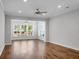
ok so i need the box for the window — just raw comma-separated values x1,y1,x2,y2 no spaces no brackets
13,23,33,36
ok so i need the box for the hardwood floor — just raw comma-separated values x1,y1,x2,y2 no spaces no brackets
0,40,79,59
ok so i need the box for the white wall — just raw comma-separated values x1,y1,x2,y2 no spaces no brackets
5,15,49,44
49,9,79,50
0,2,5,55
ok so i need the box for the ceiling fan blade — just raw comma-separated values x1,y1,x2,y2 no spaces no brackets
34,9,47,15
40,12,47,13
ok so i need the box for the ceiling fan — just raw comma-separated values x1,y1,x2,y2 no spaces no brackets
35,9,47,15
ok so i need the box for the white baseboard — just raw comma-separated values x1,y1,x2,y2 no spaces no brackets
47,41,79,51
0,45,5,56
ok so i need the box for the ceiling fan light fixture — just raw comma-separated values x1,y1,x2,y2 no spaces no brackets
42,13,46,16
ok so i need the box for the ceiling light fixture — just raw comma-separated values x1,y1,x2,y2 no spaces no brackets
24,0,28,2
42,13,46,16
58,5,62,8
18,10,22,13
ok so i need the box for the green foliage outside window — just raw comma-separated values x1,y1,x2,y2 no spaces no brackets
15,25,20,31
15,24,32,32
21,25,27,32
28,24,32,32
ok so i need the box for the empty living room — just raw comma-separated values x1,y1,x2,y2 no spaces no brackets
0,0,79,59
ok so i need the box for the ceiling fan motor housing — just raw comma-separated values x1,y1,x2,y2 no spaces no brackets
35,11,41,14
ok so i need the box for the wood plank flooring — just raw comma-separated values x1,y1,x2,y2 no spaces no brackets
0,40,79,59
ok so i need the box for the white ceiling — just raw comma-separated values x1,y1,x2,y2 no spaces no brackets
2,0,79,18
